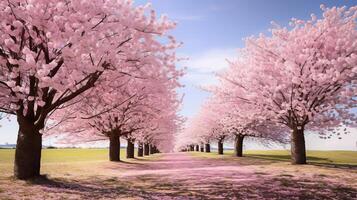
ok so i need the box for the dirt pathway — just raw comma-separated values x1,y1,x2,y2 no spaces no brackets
107,152,357,199
1,152,356,199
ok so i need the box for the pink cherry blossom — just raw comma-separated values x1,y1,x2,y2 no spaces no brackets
0,0,181,179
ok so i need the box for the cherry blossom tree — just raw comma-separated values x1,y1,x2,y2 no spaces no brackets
215,5,357,164
0,0,177,179
181,96,287,156
47,80,181,160
46,63,182,160
216,103,288,157
175,117,204,152
127,102,182,156
176,98,231,154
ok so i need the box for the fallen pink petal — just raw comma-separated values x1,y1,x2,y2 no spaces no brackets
0,0,356,199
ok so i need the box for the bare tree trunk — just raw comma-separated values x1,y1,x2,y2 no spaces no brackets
291,127,306,164
195,145,199,151
205,143,210,153
190,145,194,151
200,144,204,152
149,144,154,154
218,139,224,155
234,134,244,157
14,118,42,180
109,134,120,161
144,143,150,156
126,139,134,158
153,146,159,154
137,142,143,157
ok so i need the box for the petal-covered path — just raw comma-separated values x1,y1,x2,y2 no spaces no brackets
1,152,357,199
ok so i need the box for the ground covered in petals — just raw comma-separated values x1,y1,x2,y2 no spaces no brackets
0,150,356,199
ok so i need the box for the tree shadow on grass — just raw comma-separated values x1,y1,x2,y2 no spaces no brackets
115,160,142,164
192,153,279,166
309,162,357,170
246,154,327,162
130,157,161,162
22,174,208,199
100,160,147,171
245,154,357,169
17,171,357,200
24,175,156,199
8,152,356,200
125,173,357,200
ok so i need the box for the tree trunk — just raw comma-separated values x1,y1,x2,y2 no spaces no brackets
218,140,223,155
149,144,154,154
109,134,120,161
14,120,42,180
200,144,204,152
151,146,155,154
291,127,306,164
137,143,143,157
190,145,194,151
205,143,210,153
195,145,199,151
234,135,244,157
153,146,159,153
144,143,150,156
126,139,134,158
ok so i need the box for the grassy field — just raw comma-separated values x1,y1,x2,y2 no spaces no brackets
0,149,356,199
0,148,163,199
191,150,357,166
0,148,143,176
0,148,129,163
1,149,356,165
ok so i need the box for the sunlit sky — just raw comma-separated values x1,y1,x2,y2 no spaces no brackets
1,0,356,150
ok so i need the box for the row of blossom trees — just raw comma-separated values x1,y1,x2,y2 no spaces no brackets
176,97,287,157
0,0,182,179
177,5,357,164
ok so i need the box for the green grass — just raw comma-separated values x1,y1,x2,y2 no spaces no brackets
191,150,357,165
0,148,135,164
0,148,154,176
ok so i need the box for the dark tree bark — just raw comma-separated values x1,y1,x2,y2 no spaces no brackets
14,119,42,180
200,144,204,152
234,134,244,157
137,142,143,157
153,146,159,154
291,127,306,164
152,146,156,154
218,139,224,155
126,139,134,158
195,145,199,151
109,134,120,161
205,143,210,153
190,145,194,151
8,56,104,179
144,143,150,156
149,144,154,154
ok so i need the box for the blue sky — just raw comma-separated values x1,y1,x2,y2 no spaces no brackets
1,0,356,150
134,0,357,117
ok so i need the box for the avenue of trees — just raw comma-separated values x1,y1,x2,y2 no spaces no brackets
0,0,182,179
0,1,356,181
176,5,357,164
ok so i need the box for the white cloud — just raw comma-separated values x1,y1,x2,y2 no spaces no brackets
182,48,237,73
181,71,218,86
179,48,237,86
